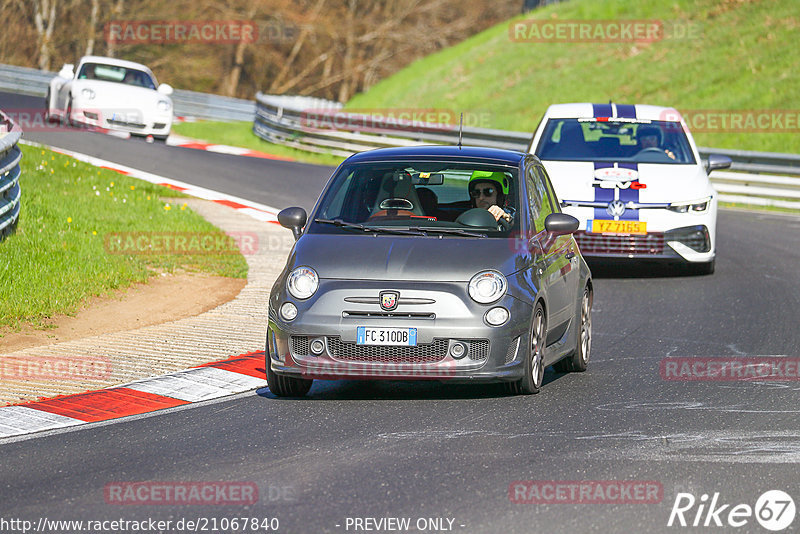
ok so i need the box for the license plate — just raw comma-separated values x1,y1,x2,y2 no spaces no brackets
589,220,647,235
357,327,417,346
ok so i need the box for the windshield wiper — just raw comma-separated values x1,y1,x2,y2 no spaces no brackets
417,227,487,238
314,218,426,236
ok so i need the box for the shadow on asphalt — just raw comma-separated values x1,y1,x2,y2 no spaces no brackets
587,259,713,279
256,368,570,401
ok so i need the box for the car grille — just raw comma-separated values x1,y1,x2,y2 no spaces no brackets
575,231,664,255
505,337,520,364
107,119,146,129
327,336,448,363
469,340,490,361
290,336,310,356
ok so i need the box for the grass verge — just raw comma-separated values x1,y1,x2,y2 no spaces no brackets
0,147,248,329
171,120,344,167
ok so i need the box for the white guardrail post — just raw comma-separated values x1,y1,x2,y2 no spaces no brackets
0,110,22,241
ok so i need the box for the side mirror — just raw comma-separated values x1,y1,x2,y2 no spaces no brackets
706,154,732,173
278,207,307,240
157,83,173,96
59,64,75,79
544,213,579,236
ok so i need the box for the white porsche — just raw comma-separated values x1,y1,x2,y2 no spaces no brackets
46,55,173,140
529,103,732,274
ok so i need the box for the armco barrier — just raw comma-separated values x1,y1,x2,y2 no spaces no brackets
0,109,23,240
253,92,800,209
0,63,253,122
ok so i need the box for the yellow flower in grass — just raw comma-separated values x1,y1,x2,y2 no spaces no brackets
164,204,171,211
130,185,135,190
67,217,72,223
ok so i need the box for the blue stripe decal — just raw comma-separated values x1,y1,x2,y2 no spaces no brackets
593,162,614,220
617,163,639,220
615,104,636,119
592,103,612,118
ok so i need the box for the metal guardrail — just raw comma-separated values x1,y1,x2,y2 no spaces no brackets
0,63,254,122
253,93,800,209
0,110,23,241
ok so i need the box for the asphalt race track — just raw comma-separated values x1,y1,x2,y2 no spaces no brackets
2,91,800,532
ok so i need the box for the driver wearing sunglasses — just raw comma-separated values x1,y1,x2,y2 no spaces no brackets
468,170,514,225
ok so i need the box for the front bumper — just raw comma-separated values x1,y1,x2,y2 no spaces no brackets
267,279,534,383
70,102,172,137
574,225,714,263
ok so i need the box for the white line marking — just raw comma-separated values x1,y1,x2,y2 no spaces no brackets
123,367,265,402
0,406,84,438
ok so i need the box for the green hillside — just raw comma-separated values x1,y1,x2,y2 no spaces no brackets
346,0,800,154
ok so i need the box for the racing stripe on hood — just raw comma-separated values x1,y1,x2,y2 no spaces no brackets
617,162,639,221
593,162,640,221
593,162,615,220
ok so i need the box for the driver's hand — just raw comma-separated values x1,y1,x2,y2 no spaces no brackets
665,149,676,160
488,205,511,222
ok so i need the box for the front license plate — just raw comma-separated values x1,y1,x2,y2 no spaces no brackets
589,220,647,235
357,327,417,346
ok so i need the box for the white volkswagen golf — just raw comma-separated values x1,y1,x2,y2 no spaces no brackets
530,103,731,274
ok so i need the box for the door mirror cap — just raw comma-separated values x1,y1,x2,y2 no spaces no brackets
157,83,174,96
544,213,579,236
278,207,307,240
706,154,732,173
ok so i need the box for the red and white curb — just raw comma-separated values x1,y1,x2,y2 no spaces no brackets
0,352,266,439
167,134,295,161
20,140,282,224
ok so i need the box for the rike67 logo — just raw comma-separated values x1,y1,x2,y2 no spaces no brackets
668,490,795,531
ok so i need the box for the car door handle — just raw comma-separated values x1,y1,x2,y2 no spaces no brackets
565,251,576,260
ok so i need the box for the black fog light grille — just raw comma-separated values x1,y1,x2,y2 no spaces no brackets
666,225,711,252
290,336,309,356
468,340,490,360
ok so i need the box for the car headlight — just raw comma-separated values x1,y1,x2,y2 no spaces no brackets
668,197,711,213
468,271,507,304
157,99,171,112
81,88,95,100
287,266,319,300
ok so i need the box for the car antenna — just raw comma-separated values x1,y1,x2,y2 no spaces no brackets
458,112,463,149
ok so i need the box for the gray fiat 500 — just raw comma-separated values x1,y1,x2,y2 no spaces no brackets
267,146,592,396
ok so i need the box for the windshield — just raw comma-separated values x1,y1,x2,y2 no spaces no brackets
77,63,157,90
310,160,519,238
536,118,696,164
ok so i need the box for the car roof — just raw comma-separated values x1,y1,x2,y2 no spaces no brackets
78,55,154,75
345,145,529,165
543,103,682,122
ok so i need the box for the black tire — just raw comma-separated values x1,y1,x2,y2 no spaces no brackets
507,302,546,395
265,353,313,397
554,285,592,373
44,90,54,123
61,98,73,127
691,259,715,276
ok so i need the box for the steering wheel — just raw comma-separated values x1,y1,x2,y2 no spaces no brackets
635,147,666,155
